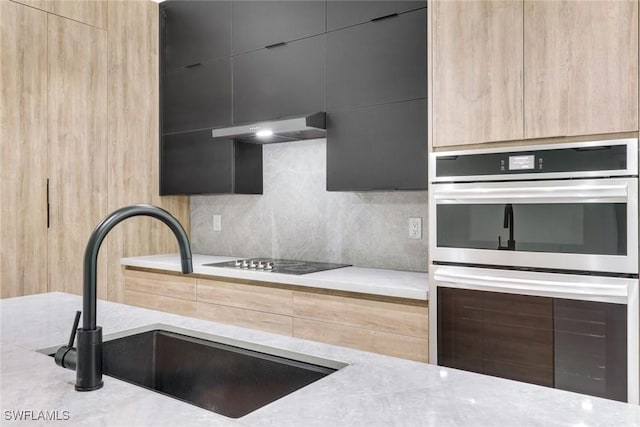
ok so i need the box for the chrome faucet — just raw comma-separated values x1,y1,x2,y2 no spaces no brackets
54,204,193,391
497,204,516,251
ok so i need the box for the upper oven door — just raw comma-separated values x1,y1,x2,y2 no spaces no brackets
430,177,638,274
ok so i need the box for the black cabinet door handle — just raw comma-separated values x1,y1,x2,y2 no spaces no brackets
265,41,287,49
185,62,202,69
371,13,399,22
46,178,50,229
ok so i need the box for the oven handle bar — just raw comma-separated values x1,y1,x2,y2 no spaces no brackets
433,183,628,203
433,269,630,301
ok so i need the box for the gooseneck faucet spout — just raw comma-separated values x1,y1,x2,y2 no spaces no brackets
55,204,192,391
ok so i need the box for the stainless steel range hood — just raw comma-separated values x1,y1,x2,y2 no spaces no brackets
211,112,326,144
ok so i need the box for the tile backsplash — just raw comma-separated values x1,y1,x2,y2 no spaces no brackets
191,139,428,271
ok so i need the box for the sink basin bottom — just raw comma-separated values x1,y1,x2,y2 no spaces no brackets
101,329,338,418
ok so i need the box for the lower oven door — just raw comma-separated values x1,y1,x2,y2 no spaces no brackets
430,177,638,274
429,265,639,403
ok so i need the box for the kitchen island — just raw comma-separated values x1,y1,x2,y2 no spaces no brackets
2,292,639,426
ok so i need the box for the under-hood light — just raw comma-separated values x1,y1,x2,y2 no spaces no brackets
255,129,274,138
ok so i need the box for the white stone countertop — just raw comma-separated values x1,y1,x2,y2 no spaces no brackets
121,254,429,300
2,292,640,426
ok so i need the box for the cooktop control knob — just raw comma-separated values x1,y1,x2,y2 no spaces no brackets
249,260,258,269
234,260,242,268
266,262,274,270
257,261,265,269
241,260,249,268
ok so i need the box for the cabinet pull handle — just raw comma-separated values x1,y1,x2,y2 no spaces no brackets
371,13,399,22
46,178,50,229
185,62,202,69
265,41,287,49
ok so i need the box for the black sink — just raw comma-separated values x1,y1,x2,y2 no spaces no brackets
100,329,338,418
41,326,344,418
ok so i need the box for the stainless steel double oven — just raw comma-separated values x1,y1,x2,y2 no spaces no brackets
429,138,639,403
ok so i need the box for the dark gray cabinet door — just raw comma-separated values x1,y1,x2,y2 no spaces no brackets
161,1,231,70
233,36,325,124
231,1,325,55
326,99,427,191
327,8,426,111
160,130,262,195
327,1,425,32
162,58,232,134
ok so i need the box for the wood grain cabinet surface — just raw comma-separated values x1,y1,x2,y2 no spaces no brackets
0,1,48,298
524,1,638,139
432,0,524,147
123,268,429,362
1,0,190,301
1,2,108,297
431,0,639,148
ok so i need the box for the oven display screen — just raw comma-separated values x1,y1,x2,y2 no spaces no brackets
509,155,535,170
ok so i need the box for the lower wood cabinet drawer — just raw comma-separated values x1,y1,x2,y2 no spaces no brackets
195,302,293,336
293,318,428,362
124,269,196,300
121,267,429,362
197,278,293,315
293,291,428,338
123,289,197,317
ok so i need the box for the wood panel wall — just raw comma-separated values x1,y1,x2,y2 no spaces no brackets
47,14,108,296
106,0,189,302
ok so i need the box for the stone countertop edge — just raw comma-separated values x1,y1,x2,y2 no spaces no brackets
2,292,640,427
120,253,429,301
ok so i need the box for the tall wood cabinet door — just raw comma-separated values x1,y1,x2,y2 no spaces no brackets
524,1,638,139
0,2,48,298
432,1,524,147
48,16,108,296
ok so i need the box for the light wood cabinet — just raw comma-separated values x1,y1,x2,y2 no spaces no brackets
195,302,293,336
431,0,639,148
123,268,429,362
293,292,428,338
1,1,189,301
524,1,638,139
125,269,196,301
1,3,107,297
197,278,293,316
432,0,524,147
12,0,107,29
294,318,429,362
0,1,48,298
124,289,197,317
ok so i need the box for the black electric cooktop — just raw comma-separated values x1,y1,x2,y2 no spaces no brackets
203,258,351,275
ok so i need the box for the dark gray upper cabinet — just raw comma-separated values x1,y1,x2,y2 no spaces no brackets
326,0,426,32
160,130,262,195
161,1,231,70
231,1,325,55
233,36,325,124
162,58,232,134
326,99,428,191
327,8,427,111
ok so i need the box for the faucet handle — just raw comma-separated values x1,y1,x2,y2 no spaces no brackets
67,311,81,347
55,311,81,371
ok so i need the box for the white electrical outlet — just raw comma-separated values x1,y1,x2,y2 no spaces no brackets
409,217,422,239
213,214,222,232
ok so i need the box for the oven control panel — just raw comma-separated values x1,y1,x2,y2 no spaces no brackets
433,139,635,181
